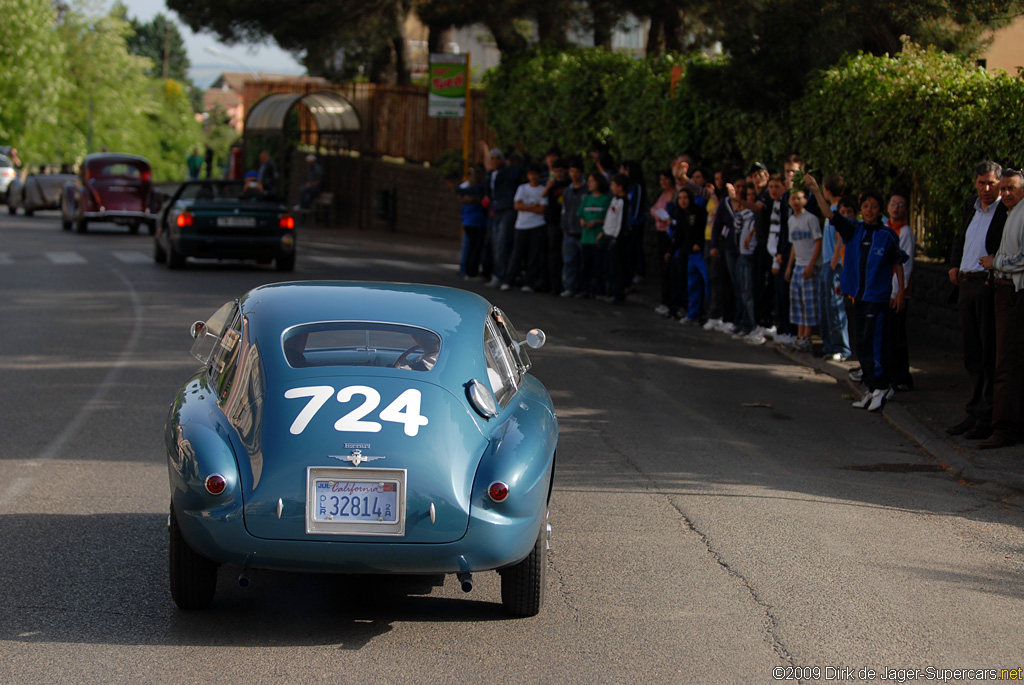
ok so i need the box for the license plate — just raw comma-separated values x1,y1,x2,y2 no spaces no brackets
306,467,406,536
217,216,256,227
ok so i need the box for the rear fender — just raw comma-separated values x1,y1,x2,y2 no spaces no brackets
470,388,557,562
167,420,242,515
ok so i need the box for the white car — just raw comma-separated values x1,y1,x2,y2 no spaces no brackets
0,155,16,203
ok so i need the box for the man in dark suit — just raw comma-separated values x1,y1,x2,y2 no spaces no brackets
480,144,524,287
946,161,1008,439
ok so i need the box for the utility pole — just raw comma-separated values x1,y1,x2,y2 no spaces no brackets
162,19,171,79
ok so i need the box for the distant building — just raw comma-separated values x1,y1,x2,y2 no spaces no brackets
982,17,1024,75
203,72,329,132
404,13,652,83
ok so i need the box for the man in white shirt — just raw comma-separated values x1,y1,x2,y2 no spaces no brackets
946,161,1009,439
978,169,1024,448
886,193,915,391
501,164,548,292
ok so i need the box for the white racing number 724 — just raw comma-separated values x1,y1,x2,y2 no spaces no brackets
284,385,429,437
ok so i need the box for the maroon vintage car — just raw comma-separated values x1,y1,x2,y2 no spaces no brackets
61,153,157,233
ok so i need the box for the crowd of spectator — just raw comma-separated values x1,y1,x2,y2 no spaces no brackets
456,145,1024,437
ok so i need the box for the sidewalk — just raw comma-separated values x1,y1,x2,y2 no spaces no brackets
774,340,1024,494
300,225,1024,494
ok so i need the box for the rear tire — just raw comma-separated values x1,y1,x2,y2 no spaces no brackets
276,252,296,272
169,505,218,610
167,243,185,269
24,208,34,217
62,217,72,231
499,515,547,617
7,205,15,215
153,238,167,264
75,218,88,233
128,221,140,234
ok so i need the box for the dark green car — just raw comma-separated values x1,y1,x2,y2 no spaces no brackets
154,180,297,271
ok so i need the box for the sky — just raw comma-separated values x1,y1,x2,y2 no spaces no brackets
112,0,306,88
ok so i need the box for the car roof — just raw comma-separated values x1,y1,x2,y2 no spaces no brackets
83,152,150,166
240,281,492,383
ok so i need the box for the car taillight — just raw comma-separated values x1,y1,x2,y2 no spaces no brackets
487,481,509,502
279,215,295,229
140,170,152,182
205,474,226,495
176,211,193,227
0,169,13,178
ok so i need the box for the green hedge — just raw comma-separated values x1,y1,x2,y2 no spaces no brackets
483,43,1024,259
794,42,1024,256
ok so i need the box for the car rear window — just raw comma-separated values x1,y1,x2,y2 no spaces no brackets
282,322,441,371
179,182,244,201
89,161,147,178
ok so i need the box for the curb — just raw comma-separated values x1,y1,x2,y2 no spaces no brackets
773,345,1024,493
302,227,460,262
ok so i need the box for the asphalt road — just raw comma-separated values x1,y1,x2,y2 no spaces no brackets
1,211,1022,684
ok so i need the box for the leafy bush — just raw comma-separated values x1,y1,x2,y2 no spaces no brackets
482,49,795,189
794,41,1024,257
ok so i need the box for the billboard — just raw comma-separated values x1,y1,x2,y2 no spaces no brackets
428,53,468,118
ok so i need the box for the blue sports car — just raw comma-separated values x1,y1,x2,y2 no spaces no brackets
166,281,557,616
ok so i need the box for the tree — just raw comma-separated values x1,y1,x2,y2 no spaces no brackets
54,4,202,178
119,6,191,82
167,0,413,84
709,0,1023,111
0,0,67,159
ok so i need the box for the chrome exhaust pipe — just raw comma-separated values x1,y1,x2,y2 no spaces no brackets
456,571,473,593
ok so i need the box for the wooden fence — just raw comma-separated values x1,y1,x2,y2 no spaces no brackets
242,80,493,164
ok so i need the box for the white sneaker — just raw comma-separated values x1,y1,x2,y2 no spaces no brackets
849,368,863,382
745,331,766,345
867,387,894,412
703,317,722,331
851,391,872,409
559,289,573,298
485,276,501,288
521,285,533,293
775,333,795,345
722,322,739,334
680,317,698,326
655,304,670,316
500,283,511,291
763,326,777,339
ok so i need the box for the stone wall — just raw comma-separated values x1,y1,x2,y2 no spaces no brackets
289,151,461,241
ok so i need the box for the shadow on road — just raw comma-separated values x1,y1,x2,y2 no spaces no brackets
0,513,507,648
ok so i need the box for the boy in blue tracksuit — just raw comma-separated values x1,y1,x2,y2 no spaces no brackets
805,175,908,412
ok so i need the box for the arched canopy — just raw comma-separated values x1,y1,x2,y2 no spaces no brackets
244,90,362,137
242,90,362,157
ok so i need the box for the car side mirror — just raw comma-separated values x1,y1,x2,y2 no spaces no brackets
526,329,546,349
190,321,206,340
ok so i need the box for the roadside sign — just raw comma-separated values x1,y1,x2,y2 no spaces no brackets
428,54,468,119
